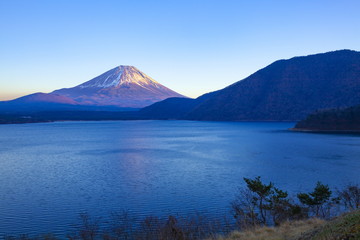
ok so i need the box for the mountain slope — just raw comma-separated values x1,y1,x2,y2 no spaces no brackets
184,50,360,121
139,92,217,119
52,66,185,108
10,92,78,105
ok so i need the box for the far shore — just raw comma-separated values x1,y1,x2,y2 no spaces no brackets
290,128,360,134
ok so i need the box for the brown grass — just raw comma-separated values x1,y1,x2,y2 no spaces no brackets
216,210,360,240
296,209,360,240
215,218,325,240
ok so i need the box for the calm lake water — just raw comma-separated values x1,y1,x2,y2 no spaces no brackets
0,120,359,237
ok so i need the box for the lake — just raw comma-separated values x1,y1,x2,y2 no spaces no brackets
0,120,359,237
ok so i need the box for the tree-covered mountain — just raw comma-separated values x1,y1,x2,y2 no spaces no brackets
139,92,216,119
293,104,360,131
183,50,360,121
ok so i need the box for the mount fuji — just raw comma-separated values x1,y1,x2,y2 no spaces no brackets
52,65,185,108
2,66,185,111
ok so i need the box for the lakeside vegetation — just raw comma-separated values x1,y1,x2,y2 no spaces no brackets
4,177,359,240
218,210,360,240
294,104,360,132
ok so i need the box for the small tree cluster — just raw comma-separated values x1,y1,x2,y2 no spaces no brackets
297,181,339,218
231,176,305,228
231,177,360,230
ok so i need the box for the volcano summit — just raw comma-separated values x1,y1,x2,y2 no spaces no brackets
51,66,185,108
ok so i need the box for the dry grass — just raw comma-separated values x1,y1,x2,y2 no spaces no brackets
296,209,360,240
216,210,360,240
215,218,325,240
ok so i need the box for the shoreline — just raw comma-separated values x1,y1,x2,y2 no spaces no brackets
0,117,297,125
290,128,360,134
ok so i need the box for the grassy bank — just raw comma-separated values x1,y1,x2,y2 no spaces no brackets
217,209,360,240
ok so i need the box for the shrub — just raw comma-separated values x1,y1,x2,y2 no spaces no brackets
337,184,360,210
231,176,305,228
297,181,337,218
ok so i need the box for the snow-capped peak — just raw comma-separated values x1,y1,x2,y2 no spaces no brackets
51,65,185,108
77,66,161,89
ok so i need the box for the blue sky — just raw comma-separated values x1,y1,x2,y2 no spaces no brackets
1,0,359,100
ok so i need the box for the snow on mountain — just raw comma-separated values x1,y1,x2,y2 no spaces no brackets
77,66,161,89
78,66,159,88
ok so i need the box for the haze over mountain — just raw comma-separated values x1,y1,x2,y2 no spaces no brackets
143,50,360,121
0,66,185,112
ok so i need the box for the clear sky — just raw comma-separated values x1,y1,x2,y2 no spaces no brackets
1,0,359,100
